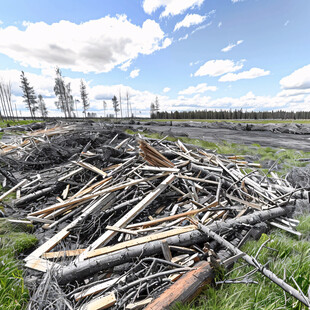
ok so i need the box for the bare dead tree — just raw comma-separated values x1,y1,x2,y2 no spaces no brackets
126,90,130,118
0,80,14,121
119,88,123,119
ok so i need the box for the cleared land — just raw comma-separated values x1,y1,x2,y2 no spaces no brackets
128,120,310,151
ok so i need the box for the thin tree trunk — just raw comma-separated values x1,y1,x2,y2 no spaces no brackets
57,205,295,284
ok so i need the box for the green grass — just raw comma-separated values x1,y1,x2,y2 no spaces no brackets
0,220,37,310
0,185,16,203
128,128,310,309
173,214,310,310
0,120,41,129
141,119,310,124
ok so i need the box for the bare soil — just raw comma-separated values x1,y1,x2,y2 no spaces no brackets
127,121,310,151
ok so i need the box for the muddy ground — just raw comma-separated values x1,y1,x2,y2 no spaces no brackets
124,121,310,152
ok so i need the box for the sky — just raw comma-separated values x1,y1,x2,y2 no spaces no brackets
0,0,309,117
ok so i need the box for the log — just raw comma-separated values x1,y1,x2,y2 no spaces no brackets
57,205,294,284
197,223,310,307
86,226,195,259
15,186,57,206
144,261,213,310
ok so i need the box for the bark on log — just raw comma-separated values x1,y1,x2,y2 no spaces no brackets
14,186,57,206
197,223,310,307
144,261,213,310
57,205,294,284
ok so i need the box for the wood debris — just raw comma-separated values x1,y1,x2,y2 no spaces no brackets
0,121,309,309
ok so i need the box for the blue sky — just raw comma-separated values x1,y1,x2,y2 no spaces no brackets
0,0,309,117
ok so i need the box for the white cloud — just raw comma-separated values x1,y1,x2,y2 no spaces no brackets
178,34,188,41
189,60,200,66
0,15,170,74
280,64,310,90
194,59,244,77
284,20,290,26
162,37,172,48
2,68,310,118
0,69,55,97
22,21,31,27
0,20,3,25
174,14,206,31
130,69,140,79
163,87,170,93
219,67,270,82
179,83,217,95
231,0,243,3
191,22,212,35
143,0,204,17
118,59,132,71
218,21,222,28
277,89,310,97
221,40,243,52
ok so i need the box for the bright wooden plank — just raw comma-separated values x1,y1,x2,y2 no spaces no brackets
81,292,116,310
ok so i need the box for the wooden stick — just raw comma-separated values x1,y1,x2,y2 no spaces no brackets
29,173,169,216
197,223,310,307
127,200,218,229
0,179,27,201
78,174,176,261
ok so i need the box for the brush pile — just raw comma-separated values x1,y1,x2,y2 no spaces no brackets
0,121,309,309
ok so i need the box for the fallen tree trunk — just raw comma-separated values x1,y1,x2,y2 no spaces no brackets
57,205,294,284
15,185,58,206
197,222,310,307
144,261,213,310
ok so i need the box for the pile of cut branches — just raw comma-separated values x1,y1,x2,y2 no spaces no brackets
0,121,309,309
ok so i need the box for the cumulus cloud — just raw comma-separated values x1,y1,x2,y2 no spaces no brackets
143,0,204,17
219,67,270,82
129,69,140,79
163,87,170,93
0,15,170,73
194,59,244,77
280,64,310,90
0,69,55,97
174,14,206,31
221,40,243,52
179,83,217,95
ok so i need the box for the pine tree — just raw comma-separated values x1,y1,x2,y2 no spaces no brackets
112,95,119,118
38,94,48,118
150,102,155,117
54,68,73,118
80,79,89,117
154,96,159,114
103,101,107,117
20,71,38,119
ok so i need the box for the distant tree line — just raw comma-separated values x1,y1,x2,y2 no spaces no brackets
152,109,310,120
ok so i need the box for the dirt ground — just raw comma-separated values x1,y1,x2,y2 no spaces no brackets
128,122,310,151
